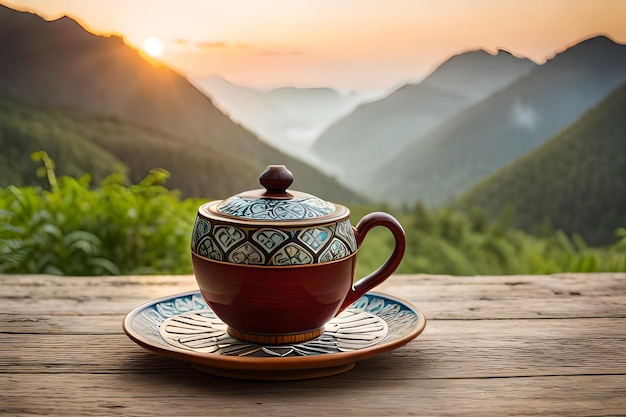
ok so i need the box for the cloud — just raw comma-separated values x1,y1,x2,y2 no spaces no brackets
511,100,539,131
260,49,303,56
172,39,302,57
196,41,229,49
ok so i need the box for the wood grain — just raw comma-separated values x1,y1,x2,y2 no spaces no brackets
1,273,625,416
2,374,625,416
2,318,625,378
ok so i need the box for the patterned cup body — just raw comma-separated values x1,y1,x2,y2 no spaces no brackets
191,202,405,344
191,211,358,267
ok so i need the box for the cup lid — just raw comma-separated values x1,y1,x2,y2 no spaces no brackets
202,165,348,224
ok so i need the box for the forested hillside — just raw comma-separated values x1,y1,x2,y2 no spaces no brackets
457,82,626,246
0,5,362,203
367,36,626,207
0,98,262,197
0,99,122,187
2,157,624,276
312,50,535,180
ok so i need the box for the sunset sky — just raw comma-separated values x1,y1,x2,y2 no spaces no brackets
3,0,626,90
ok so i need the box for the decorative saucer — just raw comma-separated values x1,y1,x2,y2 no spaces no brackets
122,291,426,380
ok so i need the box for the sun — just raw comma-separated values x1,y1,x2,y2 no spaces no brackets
142,37,164,58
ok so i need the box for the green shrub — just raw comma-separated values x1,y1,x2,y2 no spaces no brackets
0,152,202,275
353,203,626,278
1,153,624,276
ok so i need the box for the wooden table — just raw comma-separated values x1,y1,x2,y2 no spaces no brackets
1,273,625,416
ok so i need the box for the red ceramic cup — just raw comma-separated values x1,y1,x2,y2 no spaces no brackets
190,165,406,344
192,212,405,344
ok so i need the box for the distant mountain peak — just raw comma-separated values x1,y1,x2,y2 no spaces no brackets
47,14,122,41
364,34,626,208
49,14,83,27
576,33,620,45
0,4,107,49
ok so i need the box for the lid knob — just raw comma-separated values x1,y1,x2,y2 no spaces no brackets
260,165,293,195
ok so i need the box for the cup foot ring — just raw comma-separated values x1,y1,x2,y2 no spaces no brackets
227,326,325,345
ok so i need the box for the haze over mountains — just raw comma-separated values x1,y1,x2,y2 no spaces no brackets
312,49,537,176
2,1,625,249
196,34,626,246
204,36,626,210
363,35,626,207
0,5,362,203
194,76,386,159
457,80,626,246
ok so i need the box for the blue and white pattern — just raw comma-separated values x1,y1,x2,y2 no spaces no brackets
335,220,357,252
192,218,210,249
197,237,222,261
217,196,335,220
271,243,313,265
192,217,358,266
127,291,420,358
319,238,350,263
214,226,246,252
252,229,290,253
298,226,332,253
228,242,265,265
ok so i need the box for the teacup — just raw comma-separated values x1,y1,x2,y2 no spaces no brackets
191,165,405,344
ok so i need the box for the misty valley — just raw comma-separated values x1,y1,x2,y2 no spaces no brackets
1,4,625,276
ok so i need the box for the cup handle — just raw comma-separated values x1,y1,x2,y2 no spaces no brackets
340,212,406,310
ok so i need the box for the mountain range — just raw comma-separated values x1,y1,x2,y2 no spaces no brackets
193,76,385,158
456,80,626,246
312,49,537,176
203,36,626,212
0,4,363,203
3,0,625,250
328,35,626,207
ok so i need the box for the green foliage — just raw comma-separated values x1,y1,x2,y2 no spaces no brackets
353,203,626,279
0,97,257,199
1,155,624,276
0,97,362,204
0,153,202,275
0,98,126,188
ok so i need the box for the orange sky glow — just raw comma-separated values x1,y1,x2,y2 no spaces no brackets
3,0,626,90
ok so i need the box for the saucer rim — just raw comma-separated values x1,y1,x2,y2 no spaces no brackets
122,290,427,372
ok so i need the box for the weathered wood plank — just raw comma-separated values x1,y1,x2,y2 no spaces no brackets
2,318,624,379
0,274,199,316
1,273,625,417
0,314,123,334
4,273,625,299
5,295,625,319
3,273,625,319
1,373,624,417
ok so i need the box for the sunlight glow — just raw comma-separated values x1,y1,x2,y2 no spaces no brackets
3,0,626,89
142,37,164,58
